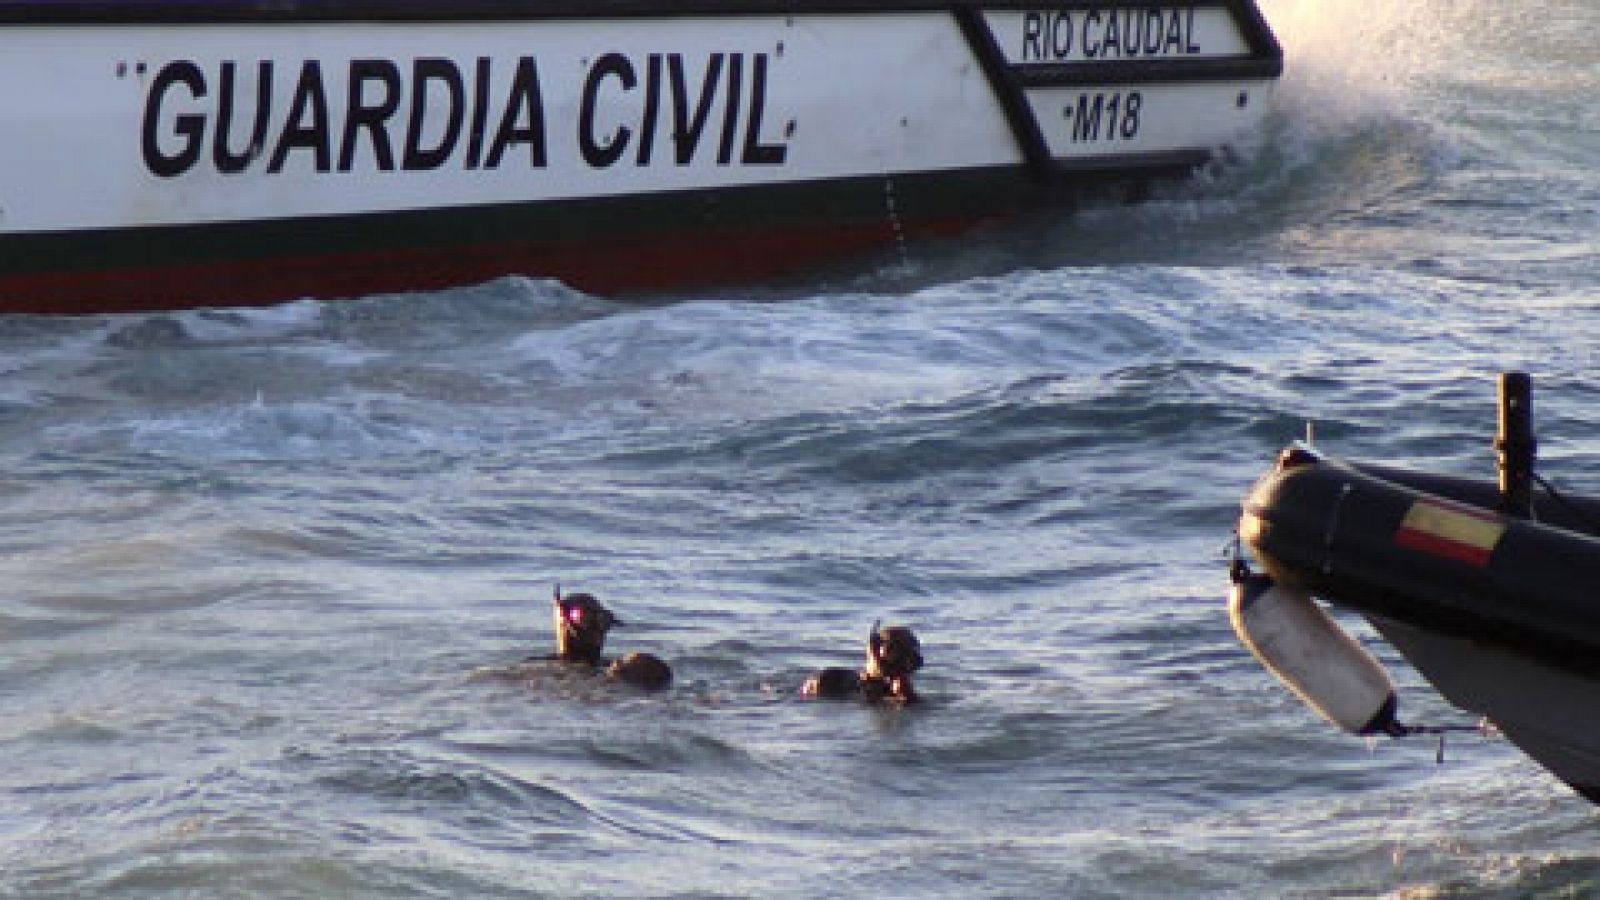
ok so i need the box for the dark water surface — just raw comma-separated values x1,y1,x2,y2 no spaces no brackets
4,0,1599,896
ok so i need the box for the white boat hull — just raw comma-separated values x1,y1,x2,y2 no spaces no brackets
0,1,1281,312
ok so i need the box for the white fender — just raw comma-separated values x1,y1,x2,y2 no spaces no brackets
1229,572,1401,736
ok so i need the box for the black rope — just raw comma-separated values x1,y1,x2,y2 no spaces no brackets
1533,472,1600,536
1381,719,1497,764
1383,722,1487,738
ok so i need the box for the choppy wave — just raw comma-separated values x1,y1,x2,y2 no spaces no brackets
4,1,1600,896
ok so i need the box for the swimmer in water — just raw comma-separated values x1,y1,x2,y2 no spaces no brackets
541,586,673,691
802,621,924,704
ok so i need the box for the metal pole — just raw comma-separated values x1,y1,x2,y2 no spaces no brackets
1495,371,1535,518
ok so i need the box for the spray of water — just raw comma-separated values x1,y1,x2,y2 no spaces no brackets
1260,0,1477,125
1151,0,1495,255
1032,0,1477,268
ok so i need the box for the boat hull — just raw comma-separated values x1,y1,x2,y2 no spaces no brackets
0,0,1280,312
1239,445,1600,801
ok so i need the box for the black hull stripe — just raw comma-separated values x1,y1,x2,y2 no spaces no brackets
0,162,1199,312
953,6,1052,183
0,163,1205,277
1016,57,1284,87
1,167,1031,274
0,0,1253,24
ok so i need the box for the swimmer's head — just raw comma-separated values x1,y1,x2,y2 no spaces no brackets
553,587,619,666
865,623,924,681
607,652,673,691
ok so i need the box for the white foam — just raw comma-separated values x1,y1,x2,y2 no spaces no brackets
1261,0,1476,125
41,398,442,462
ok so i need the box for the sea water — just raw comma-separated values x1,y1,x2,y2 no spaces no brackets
3,0,1598,896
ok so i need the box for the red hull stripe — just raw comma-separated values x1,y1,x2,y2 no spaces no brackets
1394,528,1495,568
0,218,979,315
0,162,1213,314
0,166,1068,314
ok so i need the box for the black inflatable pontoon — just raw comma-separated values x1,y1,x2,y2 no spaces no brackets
1232,374,1600,803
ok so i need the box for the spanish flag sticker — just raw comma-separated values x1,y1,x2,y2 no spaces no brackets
1394,499,1507,567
